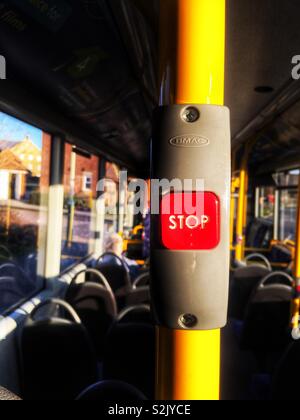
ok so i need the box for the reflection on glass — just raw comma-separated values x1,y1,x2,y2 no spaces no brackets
0,112,49,313
61,144,100,271
279,189,298,242
259,187,275,220
273,170,300,187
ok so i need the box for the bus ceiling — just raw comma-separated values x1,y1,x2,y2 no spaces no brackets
1,1,300,173
242,98,300,176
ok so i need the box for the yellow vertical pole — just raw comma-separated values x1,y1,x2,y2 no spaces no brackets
292,174,300,332
156,0,226,401
235,152,248,262
294,175,300,280
230,178,237,250
235,139,256,262
230,151,237,250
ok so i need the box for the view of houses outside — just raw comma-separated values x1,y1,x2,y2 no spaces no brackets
0,113,47,312
59,146,121,272
0,110,130,311
60,143,100,271
0,137,42,201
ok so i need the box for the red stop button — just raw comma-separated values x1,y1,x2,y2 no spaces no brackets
160,192,221,250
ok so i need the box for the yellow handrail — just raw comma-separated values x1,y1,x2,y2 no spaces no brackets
156,0,226,401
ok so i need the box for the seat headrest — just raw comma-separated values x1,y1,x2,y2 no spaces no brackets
251,285,293,304
234,266,270,280
125,287,150,306
77,381,147,401
66,282,117,317
118,305,152,324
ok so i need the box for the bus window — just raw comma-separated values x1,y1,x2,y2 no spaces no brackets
273,170,300,242
274,170,299,188
279,189,298,242
61,144,100,271
0,112,49,313
259,187,275,220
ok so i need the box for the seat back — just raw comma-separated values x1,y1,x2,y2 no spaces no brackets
97,253,131,293
125,287,150,307
271,340,300,401
229,266,270,320
103,323,155,399
78,268,112,290
19,299,98,400
0,262,37,313
66,282,117,359
0,262,35,290
247,219,273,248
241,273,293,354
118,305,152,324
133,272,150,289
77,381,147,401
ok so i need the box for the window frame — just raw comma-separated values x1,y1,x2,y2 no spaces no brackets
60,146,102,273
277,185,298,243
82,171,93,191
257,186,276,221
1,281,45,317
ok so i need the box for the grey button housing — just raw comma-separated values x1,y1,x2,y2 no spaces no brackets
151,104,231,330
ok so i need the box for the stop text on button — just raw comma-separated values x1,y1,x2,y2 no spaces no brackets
168,215,210,230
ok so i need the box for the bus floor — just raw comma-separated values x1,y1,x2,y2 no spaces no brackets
221,320,258,400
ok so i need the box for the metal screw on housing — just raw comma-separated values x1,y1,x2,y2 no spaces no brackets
179,314,198,329
182,107,200,123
